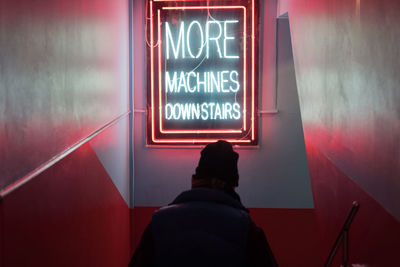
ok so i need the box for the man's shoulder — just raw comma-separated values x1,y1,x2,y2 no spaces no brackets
167,188,249,212
152,188,250,236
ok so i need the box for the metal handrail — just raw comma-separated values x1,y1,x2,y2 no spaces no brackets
325,201,360,267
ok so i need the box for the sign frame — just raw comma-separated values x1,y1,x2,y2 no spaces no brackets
146,0,259,146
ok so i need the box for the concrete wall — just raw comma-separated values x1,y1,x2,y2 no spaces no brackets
1,0,398,266
0,0,131,266
278,0,400,221
275,0,400,265
0,0,129,190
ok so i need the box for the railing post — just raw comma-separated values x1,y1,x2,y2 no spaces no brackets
342,230,348,267
324,201,359,267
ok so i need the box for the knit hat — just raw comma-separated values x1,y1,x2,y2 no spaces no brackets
193,140,239,187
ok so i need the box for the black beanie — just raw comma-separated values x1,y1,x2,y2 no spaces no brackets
194,140,239,187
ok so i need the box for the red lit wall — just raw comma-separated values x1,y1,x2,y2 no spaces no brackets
0,0,398,266
277,0,400,265
130,1,400,266
1,135,130,266
0,0,131,266
278,0,400,220
304,141,400,266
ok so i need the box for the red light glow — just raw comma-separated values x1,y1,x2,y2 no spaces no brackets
147,0,258,145
156,6,247,134
251,0,255,140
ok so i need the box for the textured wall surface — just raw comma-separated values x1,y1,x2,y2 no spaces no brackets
0,0,129,190
132,0,314,209
91,117,130,206
275,0,400,265
0,198,3,267
278,0,400,220
305,141,400,267
1,137,131,267
0,0,131,266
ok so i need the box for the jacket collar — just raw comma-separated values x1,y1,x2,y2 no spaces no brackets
170,188,249,213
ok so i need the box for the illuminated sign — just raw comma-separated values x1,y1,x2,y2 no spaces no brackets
147,0,259,145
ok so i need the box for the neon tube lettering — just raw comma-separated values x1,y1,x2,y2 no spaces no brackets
220,71,229,92
187,21,204,58
214,103,222,119
192,103,201,119
165,71,177,93
230,71,240,92
173,103,181,119
206,21,222,58
224,20,239,59
166,22,185,59
186,71,197,92
197,72,207,92
210,71,220,93
177,71,187,92
165,103,173,120
201,103,209,120
225,102,233,119
233,103,241,119
181,103,191,119
208,102,215,118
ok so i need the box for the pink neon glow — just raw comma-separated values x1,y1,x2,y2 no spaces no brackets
152,138,252,143
243,8,247,131
150,0,156,143
158,10,163,132
251,0,255,140
154,0,251,1
154,0,218,1
156,6,247,134
156,10,244,135
161,129,243,134
162,6,246,10
149,0,257,144
156,8,245,134
154,0,232,2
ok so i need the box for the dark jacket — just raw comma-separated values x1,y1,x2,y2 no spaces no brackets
129,188,278,267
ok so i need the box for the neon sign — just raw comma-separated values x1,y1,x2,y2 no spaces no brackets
147,0,259,145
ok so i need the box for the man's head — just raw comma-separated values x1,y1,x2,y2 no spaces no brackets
192,140,239,188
